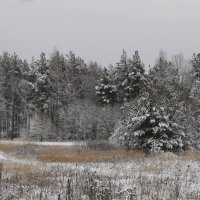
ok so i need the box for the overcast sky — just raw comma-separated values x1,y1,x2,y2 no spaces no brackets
0,0,200,67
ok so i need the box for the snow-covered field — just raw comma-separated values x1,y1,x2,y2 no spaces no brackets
0,141,200,200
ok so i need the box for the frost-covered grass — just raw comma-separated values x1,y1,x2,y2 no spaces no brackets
0,141,200,200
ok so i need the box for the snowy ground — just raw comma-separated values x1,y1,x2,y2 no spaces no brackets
0,152,6,160
0,141,200,200
0,140,84,146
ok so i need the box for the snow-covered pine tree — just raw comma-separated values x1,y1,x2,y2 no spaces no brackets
148,51,180,104
191,53,200,80
188,53,200,148
66,51,87,99
190,53,200,115
35,52,52,113
95,68,117,104
127,51,146,98
115,50,146,101
190,80,200,115
115,50,129,102
124,105,187,153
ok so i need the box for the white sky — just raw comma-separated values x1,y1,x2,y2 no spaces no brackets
0,0,200,67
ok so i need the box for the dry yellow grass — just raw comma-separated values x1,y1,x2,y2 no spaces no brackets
0,142,145,163
139,165,157,173
37,146,145,163
0,161,56,189
4,142,200,164
0,143,43,162
0,143,22,153
178,150,200,162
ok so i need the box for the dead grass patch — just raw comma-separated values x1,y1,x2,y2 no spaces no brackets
139,165,157,173
0,143,43,161
1,161,56,189
37,146,145,163
0,143,22,153
178,150,200,162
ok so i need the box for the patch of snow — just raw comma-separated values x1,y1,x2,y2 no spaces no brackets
0,151,7,160
0,140,85,147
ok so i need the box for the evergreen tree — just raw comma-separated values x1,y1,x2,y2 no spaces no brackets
148,51,180,105
95,68,117,104
115,50,146,101
125,106,187,152
35,53,52,113
115,50,129,101
127,51,146,98
82,62,102,102
188,53,200,147
191,53,200,80
66,51,87,99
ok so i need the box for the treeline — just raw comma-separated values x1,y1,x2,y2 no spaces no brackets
0,50,119,140
107,51,200,152
0,49,200,151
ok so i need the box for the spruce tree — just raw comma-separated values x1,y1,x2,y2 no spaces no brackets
95,68,117,104
191,53,200,80
66,51,87,99
115,50,146,101
35,53,52,113
125,105,187,152
148,52,180,104
127,51,146,98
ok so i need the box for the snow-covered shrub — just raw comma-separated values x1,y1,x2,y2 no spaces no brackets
123,106,188,153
